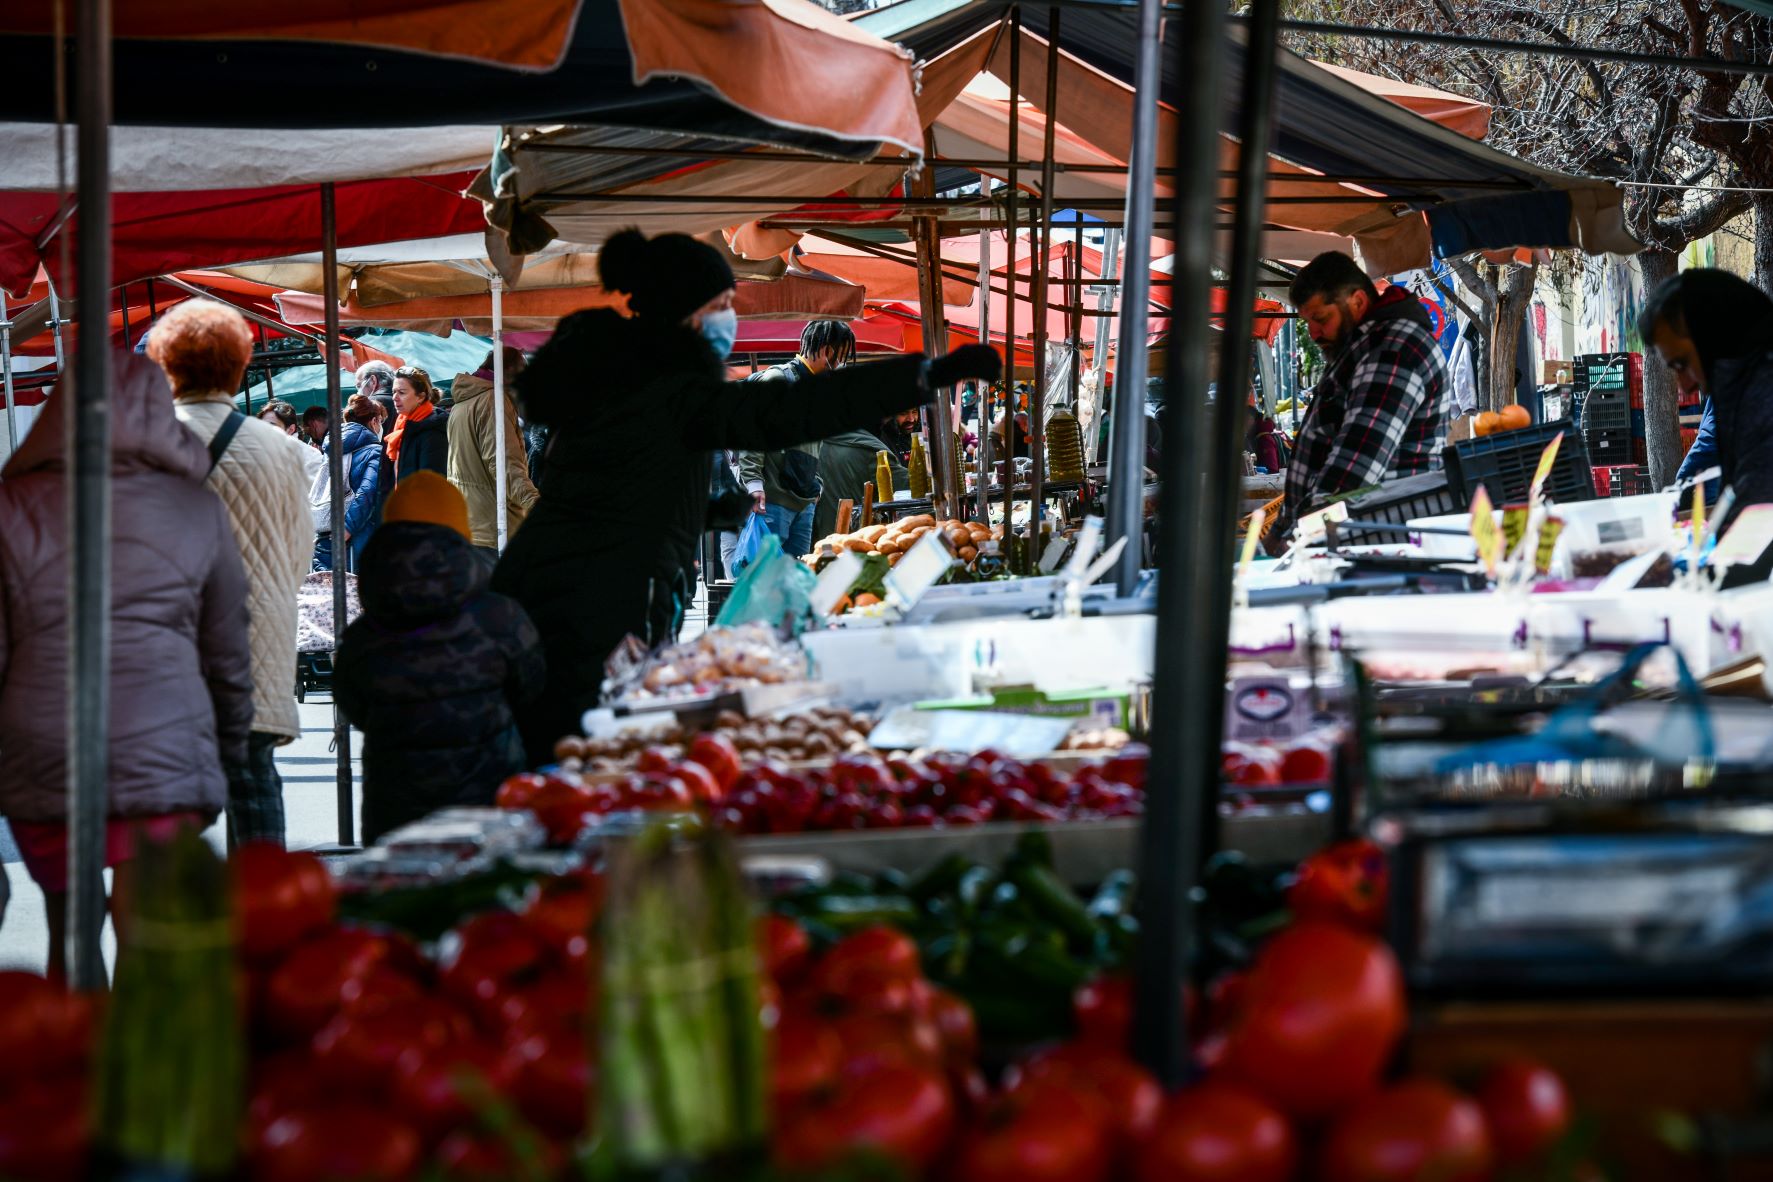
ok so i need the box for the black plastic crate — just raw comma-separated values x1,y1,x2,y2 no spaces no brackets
1582,390,1632,435
1335,470,1465,544
1444,418,1597,506
1586,428,1633,462
1609,466,1652,497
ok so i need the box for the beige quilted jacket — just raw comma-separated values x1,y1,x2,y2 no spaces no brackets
175,393,314,742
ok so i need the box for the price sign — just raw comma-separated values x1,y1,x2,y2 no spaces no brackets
1469,485,1499,577
1529,431,1564,507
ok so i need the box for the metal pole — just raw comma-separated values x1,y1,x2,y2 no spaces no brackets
1069,211,1085,414
976,229,993,524
1133,0,1231,1088
50,285,66,375
913,134,958,519
1106,0,1163,595
320,183,354,848
1002,6,1021,543
2,291,16,458
1031,6,1062,545
67,0,111,991
492,276,509,551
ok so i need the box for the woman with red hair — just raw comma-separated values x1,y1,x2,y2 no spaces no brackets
149,298,313,847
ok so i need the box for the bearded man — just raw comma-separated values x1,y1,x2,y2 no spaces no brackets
1271,251,1449,545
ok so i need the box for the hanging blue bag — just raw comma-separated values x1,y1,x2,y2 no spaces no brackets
731,512,771,577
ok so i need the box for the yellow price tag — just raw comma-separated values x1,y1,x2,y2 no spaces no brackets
1469,485,1499,576
1692,482,1706,549
1529,431,1564,507
1241,508,1266,575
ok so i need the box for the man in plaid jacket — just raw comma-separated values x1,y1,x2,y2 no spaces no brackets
1272,252,1449,547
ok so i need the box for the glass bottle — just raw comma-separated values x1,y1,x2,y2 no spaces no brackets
908,435,930,499
874,450,895,501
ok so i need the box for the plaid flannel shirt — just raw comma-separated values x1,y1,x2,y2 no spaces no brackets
1279,293,1449,537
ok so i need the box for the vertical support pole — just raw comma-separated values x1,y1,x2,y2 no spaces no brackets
492,276,509,552
912,141,957,519
67,0,112,991
320,183,354,848
975,229,993,524
1030,6,1062,542
2,291,16,457
117,284,130,351
1069,210,1084,413
1107,0,1163,595
51,286,66,375
1002,6,1022,541
256,323,273,410
1133,0,1231,1087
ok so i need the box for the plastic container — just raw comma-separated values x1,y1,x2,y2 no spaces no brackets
1334,471,1464,545
1444,418,1597,506
1550,492,1676,574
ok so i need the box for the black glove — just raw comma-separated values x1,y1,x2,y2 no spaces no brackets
925,344,1002,390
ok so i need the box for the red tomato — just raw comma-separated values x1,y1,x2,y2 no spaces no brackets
634,746,675,774
672,759,724,804
808,926,922,997
830,1011,947,1077
1073,974,1133,1047
0,1075,88,1180
1279,742,1334,785
503,1025,592,1139
758,914,812,983
774,1064,954,1175
491,969,591,1037
494,772,547,811
233,844,338,962
687,732,743,794
438,912,549,1008
433,1130,563,1181
263,928,392,1042
949,1080,1116,1182
0,971,95,1078
1320,1078,1494,1182
1072,974,1196,1051
1478,1059,1571,1166
771,1012,844,1110
522,876,602,961
926,986,978,1064
393,1040,518,1137
1011,1043,1163,1147
252,1107,423,1182
1222,747,1283,787
311,996,473,1087
526,779,599,846
1133,1082,1297,1182
1217,921,1405,1118
247,1051,340,1147
1288,839,1389,932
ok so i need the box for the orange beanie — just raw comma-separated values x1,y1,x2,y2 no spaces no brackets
381,471,471,540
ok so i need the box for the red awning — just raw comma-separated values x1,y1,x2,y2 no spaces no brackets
0,171,486,299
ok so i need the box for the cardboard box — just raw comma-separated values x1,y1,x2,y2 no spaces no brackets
1542,359,1573,385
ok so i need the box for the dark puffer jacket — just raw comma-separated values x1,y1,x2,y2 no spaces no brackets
494,309,937,763
334,520,545,843
392,407,451,483
1710,339,1773,525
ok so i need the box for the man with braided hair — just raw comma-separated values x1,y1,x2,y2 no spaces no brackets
738,320,858,557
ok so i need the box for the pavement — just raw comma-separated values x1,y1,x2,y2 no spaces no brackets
0,698,364,975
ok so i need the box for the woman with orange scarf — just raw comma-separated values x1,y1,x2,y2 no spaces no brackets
386,365,451,482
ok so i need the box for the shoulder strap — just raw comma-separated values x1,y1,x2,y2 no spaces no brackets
207,409,248,475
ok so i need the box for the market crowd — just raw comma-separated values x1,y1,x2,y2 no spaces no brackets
3,236,1769,974
0,229,1000,975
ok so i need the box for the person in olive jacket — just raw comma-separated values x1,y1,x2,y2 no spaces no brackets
386,364,451,482
813,424,909,541
494,228,1002,763
334,472,545,843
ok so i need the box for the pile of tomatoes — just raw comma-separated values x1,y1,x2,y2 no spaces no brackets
0,972,98,1178
499,740,1149,845
236,844,600,1181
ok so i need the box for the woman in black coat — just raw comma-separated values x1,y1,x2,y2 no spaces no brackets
1641,269,1773,523
386,364,451,482
493,229,1000,762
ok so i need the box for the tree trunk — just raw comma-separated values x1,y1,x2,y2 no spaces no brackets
1639,247,1683,489
1488,264,1537,410
1755,192,1773,297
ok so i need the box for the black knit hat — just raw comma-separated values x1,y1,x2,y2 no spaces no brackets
598,229,736,324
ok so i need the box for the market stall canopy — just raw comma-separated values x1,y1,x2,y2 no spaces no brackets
241,328,496,413
854,2,1636,273
0,172,487,299
0,1,922,162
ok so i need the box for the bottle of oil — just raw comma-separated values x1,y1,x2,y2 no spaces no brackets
1045,408,1086,482
908,435,930,499
874,450,895,501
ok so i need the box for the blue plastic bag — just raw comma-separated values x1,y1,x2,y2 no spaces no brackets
731,511,771,577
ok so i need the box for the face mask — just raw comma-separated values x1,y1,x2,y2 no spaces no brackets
698,307,739,361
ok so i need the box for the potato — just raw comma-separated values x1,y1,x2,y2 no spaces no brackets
844,538,872,553
554,736,586,761
877,540,903,555
888,552,902,566
903,514,936,529
858,524,889,543
959,545,978,561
